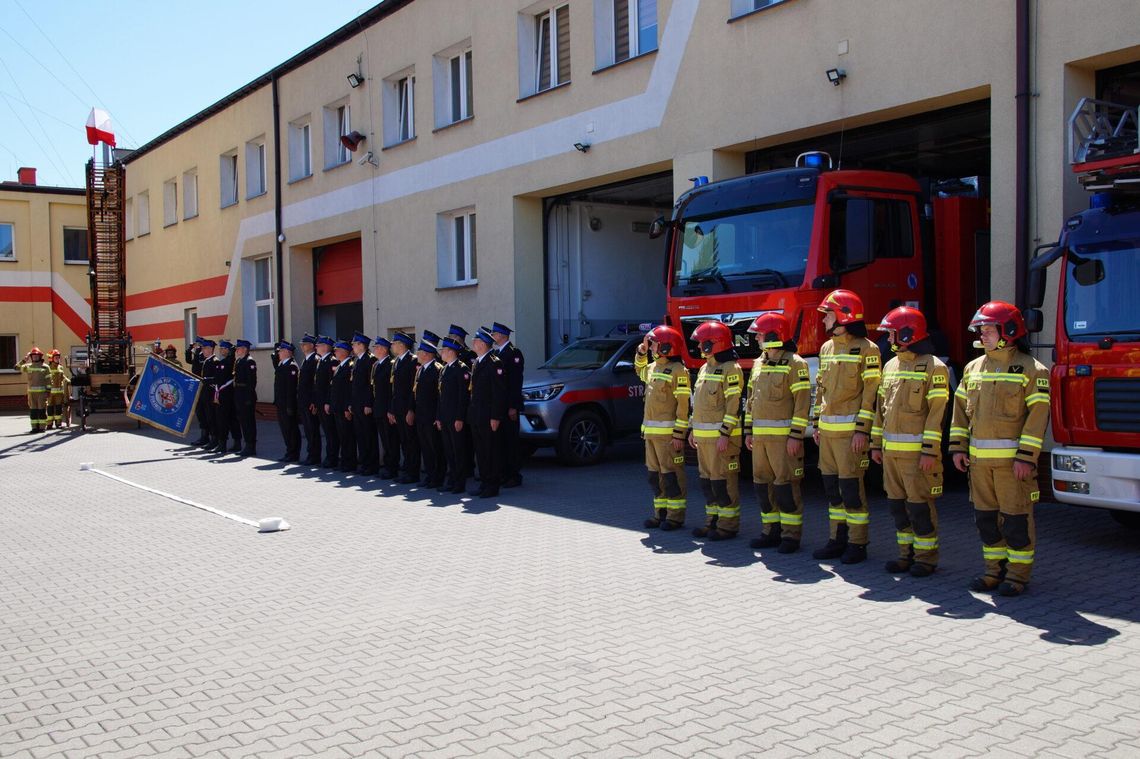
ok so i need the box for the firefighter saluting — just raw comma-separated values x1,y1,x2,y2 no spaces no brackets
811,289,881,564
634,325,691,531
743,313,811,553
950,301,1050,597
688,320,744,540
869,307,950,577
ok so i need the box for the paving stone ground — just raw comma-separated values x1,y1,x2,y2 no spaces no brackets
1,412,1139,758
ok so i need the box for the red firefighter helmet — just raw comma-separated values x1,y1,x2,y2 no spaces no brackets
49,348,61,358
817,288,865,324
968,300,1027,342
747,312,791,349
164,345,177,353
692,320,734,355
28,346,43,358
877,306,928,347
646,325,685,357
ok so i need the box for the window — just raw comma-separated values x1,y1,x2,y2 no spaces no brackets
398,77,414,141
163,178,178,227
185,308,198,346
0,222,13,260
288,119,312,181
220,151,239,207
63,227,88,264
0,335,16,371
249,256,275,346
246,139,267,198
597,0,656,67
829,198,914,272
125,197,134,241
137,192,150,236
437,208,477,287
433,44,474,129
731,0,787,18
323,102,352,168
183,170,198,219
383,69,416,145
534,5,570,95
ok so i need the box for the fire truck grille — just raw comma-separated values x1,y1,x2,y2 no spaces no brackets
1095,378,1140,432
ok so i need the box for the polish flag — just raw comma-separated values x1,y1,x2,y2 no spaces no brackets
86,108,116,147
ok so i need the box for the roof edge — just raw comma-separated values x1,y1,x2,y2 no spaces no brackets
0,183,86,196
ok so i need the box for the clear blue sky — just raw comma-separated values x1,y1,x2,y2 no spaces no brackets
0,0,380,188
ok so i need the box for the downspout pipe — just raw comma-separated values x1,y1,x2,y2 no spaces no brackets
1014,0,1031,308
272,75,285,340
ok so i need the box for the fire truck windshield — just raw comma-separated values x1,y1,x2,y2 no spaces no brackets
1065,242,1140,339
671,200,813,295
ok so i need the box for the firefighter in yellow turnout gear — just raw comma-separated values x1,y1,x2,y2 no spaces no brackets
811,289,881,564
869,308,950,577
688,321,744,540
951,301,1050,597
743,313,811,553
17,347,51,433
635,326,691,530
46,349,71,429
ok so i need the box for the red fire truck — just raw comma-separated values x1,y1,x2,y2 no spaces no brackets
1027,98,1140,528
653,152,989,376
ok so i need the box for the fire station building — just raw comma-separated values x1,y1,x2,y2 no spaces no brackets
119,0,1140,401
0,170,90,404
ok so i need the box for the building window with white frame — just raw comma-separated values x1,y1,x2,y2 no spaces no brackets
137,191,150,236
0,222,14,260
246,138,267,198
220,151,239,208
185,307,198,347
0,335,17,370
125,197,134,241
383,69,416,145
730,0,786,18
595,0,657,69
437,208,477,287
324,102,352,168
530,4,570,96
252,256,274,346
163,178,178,227
288,119,312,181
183,169,198,219
63,227,88,264
450,49,473,123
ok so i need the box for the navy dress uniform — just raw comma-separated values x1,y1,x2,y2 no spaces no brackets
193,339,216,447
274,340,301,462
491,322,525,488
449,324,477,477
468,328,508,498
437,337,471,494
371,337,399,479
350,332,379,475
297,334,321,465
390,331,421,484
212,340,242,453
232,339,258,456
314,336,339,468
413,340,446,488
330,340,357,472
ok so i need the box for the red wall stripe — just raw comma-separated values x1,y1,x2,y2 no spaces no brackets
125,275,228,310
129,314,228,343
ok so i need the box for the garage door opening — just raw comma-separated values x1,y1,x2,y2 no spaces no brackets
544,171,673,357
314,239,363,340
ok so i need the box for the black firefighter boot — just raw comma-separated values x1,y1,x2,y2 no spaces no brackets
644,508,667,529
813,523,848,560
885,547,915,574
840,542,868,565
750,524,782,550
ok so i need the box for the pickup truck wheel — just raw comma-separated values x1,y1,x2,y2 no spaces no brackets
556,409,607,466
1110,510,1140,530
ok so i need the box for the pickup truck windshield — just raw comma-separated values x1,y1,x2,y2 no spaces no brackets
541,340,622,370
672,201,813,292
1065,242,1140,339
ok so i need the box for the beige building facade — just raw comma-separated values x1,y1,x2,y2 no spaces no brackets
0,171,90,402
120,0,1140,401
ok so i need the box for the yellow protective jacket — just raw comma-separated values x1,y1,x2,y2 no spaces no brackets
743,349,811,440
949,346,1050,465
812,333,881,437
48,363,70,393
870,350,950,455
635,350,690,440
691,355,743,440
18,361,51,393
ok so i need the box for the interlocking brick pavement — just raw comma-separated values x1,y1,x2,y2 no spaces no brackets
2,413,1140,758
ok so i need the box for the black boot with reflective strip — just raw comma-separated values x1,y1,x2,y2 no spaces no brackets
813,523,848,560
750,524,782,550
644,508,667,529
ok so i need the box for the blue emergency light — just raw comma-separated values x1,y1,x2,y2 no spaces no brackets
1090,192,1113,209
796,151,833,170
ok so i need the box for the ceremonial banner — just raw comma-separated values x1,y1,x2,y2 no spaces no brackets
126,355,202,437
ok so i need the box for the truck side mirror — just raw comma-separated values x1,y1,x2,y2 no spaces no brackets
648,216,667,239
1023,308,1043,334
1026,267,1046,309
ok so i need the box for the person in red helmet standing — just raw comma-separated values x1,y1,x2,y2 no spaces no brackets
46,349,70,429
869,307,950,577
950,301,1050,597
635,325,691,530
16,347,50,433
811,289,881,564
688,320,744,540
743,313,811,553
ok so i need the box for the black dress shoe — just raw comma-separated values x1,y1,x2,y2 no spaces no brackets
379,470,398,480
397,475,418,484
468,488,485,497
502,477,522,488
304,457,321,466
321,459,338,468
450,484,467,494
479,488,500,499
340,465,357,473
239,448,256,458
229,443,243,453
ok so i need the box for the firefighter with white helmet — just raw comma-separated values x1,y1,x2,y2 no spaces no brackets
688,320,744,540
743,313,811,553
869,307,950,577
635,325,691,531
811,289,882,564
950,300,1050,597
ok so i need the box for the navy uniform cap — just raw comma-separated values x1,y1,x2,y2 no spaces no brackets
277,340,295,352
416,340,438,354
235,339,252,349
218,339,234,350
316,335,335,347
351,332,371,346
448,324,468,339
422,330,441,345
200,338,216,348
492,322,512,336
300,333,317,345
473,328,494,346
393,331,415,348
373,336,391,348
193,335,205,344
334,340,351,351
440,336,464,352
